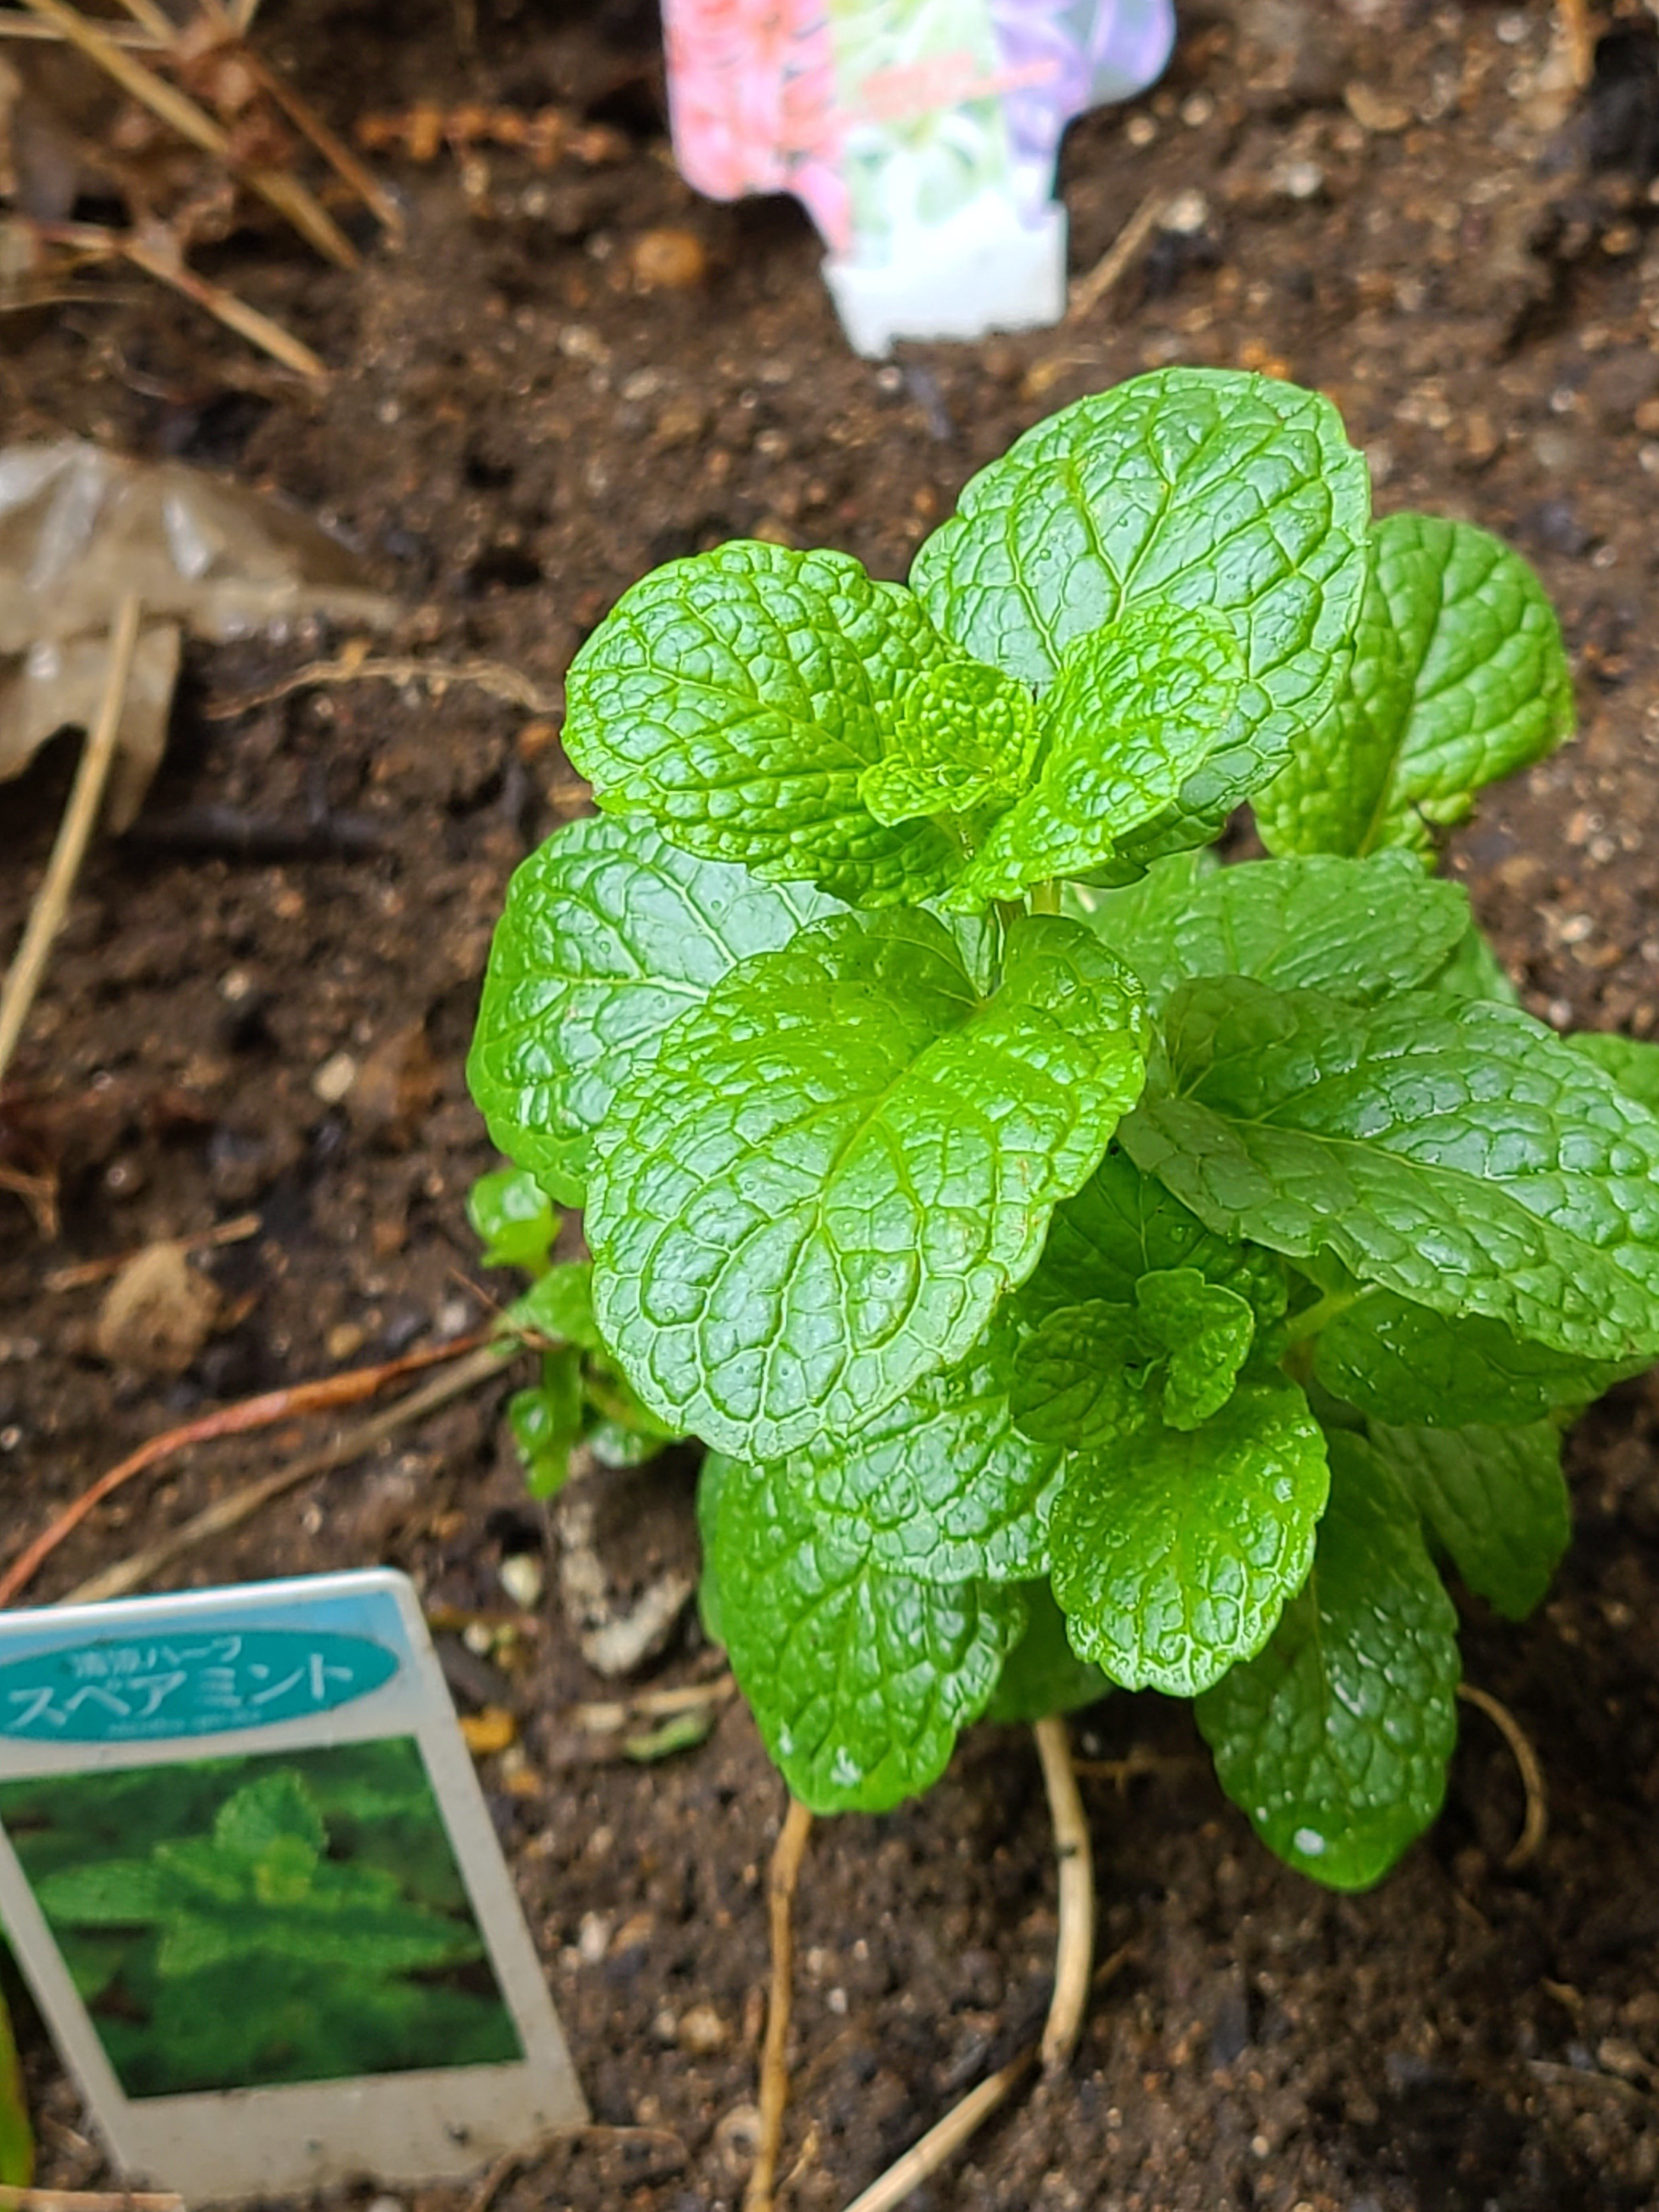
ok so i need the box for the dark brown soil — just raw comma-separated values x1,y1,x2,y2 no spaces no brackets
5,1,1659,2206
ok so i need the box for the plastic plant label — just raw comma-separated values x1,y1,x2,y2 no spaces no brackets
663,0,1175,353
0,1571,585,2205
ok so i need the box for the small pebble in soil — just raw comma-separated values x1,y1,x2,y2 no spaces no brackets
311,1050,357,1104
498,1553,544,1609
630,228,708,290
676,2003,729,2055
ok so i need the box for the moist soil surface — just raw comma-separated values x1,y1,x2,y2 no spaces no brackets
5,1,1659,2206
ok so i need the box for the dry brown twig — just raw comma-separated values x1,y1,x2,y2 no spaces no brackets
0,1328,498,1608
45,1211,261,1291
1457,1681,1548,1870
745,1797,815,2212
3,0,399,373
0,593,140,1088
205,645,563,721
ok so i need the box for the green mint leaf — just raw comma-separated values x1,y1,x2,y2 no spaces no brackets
1135,1268,1256,1429
1426,918,1520,1006
985,1581,1110,1723
1049,1375,1329,1695
507,1349,584,1498
947,602,1245,906
1313,1288,1628,1427
709,1456,1025,1812
1566,1031,1659,1116
1367,1418,1569,1621
1125,978,1659,1364
801,1311,1065,1584
1011,1299,1150,1449
694,1449,731,1648
1196,1431,1459,1889
913,368,1370,824
1077,849,1470,1014
589,910,1147,1458
466,1166,556,1272
506,1260,601,1351
561,541,964,905
467,814,839,1202
0,1987,32,2188
858,661,1036,825
1026,1148,1287,1331
1255,514,1574,861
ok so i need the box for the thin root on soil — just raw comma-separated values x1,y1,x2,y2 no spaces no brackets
1457,1681,1549,1870
746,1796,815,2212
1033,1713,1096,2073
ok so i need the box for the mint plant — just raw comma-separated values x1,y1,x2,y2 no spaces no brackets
467,1166,679,1493
469,368,1659,1889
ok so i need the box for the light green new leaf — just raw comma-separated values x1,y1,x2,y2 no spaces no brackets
858,660,1036,825
1255,513,1574,861
1049,1375,1329,1696
1124,978,1659,1364
507,1260,601,1350
1077,849,1470,1014
466,1166,556,1272
947,602,1245,905
1368,1418,1569,1621
562,541,964,904
985,1581,1110,1723
507,1350,584,1499
1025,1148,1287,1330
801,1311,1065,1584
589,910,1147,1458
710,1457,1025,1812
1567,1031,1659,1116
913,368,1370,823
1136,1268,1256,1429
467,814,839,1201
1197,1431,1459,1889
1314,1287,1628,1427
1011,1299,1150,1449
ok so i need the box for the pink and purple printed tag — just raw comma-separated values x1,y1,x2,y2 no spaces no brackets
663,0,1175,351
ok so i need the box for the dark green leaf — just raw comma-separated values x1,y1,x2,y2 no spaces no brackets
1197,1431,1459,1889
1125,978,1659,1364
1313,1288,1628,1427
1367,1418,1569,1620
1426,919,1520,1006
1025,1148,1286,1328
466,1166,556,1272
801,1311,1065,1584
467,814,839,1201
1255,514,1573,861
985,1581,1110,1723
1049,1376,1329,1696
710,1457,1025,1812
589,910,1147,1458
1075,849,1470,1014
913,368,1370,823
562,541,964,904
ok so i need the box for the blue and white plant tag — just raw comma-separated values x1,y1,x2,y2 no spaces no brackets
0,1570,585,2205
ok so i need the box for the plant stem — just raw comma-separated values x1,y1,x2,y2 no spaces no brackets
1281,1285,1363,1345
1030,879,1062,916
1033,1713,1094,2070
745,1795,814,2212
